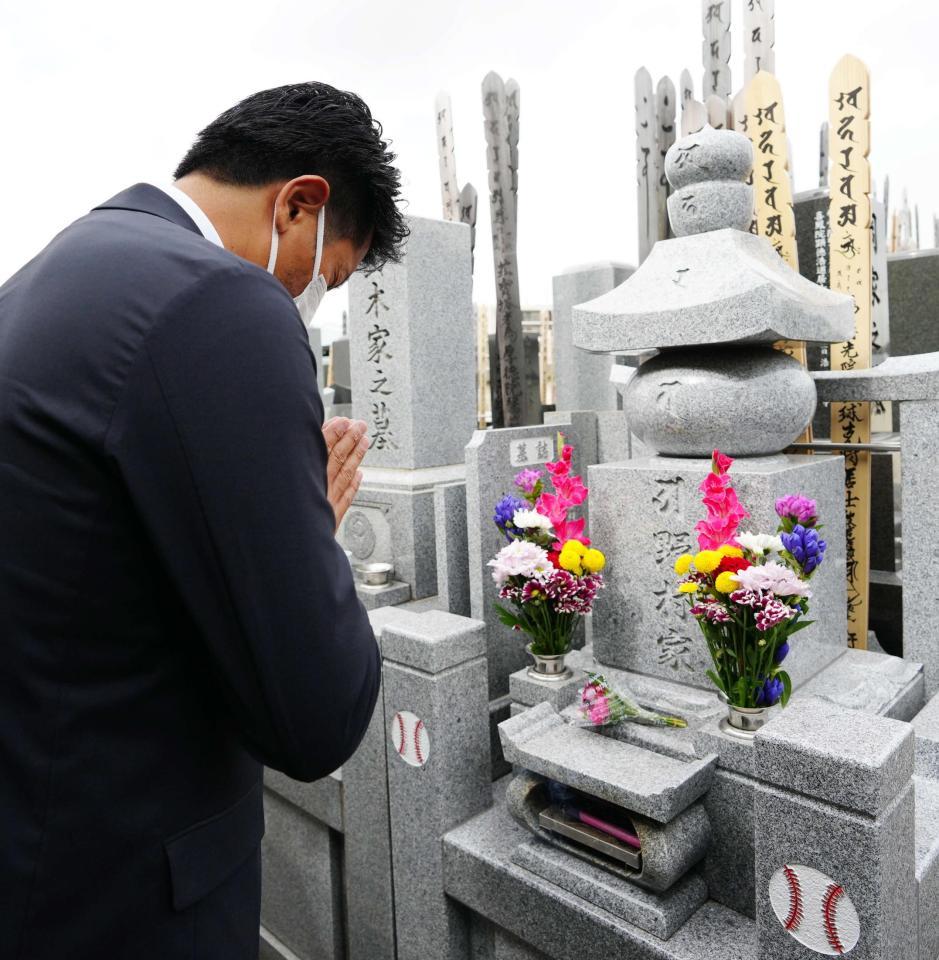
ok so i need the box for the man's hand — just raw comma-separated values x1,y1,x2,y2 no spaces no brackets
322,417,370,531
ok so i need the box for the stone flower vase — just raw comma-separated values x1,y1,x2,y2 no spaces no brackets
718,692,771,739
526,643,573,682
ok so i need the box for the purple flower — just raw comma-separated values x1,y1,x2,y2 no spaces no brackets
514,468,543,494
774,641,790,664
729,588,765,609
494,495,527,540
780,524,827,575
756,676,784,707
776,494,818,527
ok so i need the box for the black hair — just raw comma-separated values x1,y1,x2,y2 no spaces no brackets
174,82,407,270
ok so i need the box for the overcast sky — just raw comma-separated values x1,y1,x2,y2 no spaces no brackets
2,0,935,342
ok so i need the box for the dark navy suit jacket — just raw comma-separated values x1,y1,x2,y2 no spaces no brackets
0,185,381,958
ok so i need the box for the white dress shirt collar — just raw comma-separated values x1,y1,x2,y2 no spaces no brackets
158,182,224,249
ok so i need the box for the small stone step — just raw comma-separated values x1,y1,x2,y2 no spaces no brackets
498,702,716,823
513,838,707,940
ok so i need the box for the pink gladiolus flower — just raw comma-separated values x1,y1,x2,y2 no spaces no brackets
553,474,588,506
553,517,587,547
712,450,734,474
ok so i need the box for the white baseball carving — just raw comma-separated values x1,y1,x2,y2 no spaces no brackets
391,711,430,768
769,864,860,955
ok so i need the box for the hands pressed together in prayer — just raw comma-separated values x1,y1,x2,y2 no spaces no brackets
322,417,370,531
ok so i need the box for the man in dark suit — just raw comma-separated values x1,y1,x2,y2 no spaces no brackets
0,82,407,959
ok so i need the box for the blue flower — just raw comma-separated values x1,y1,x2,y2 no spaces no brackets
774,641,790,665
756,676,784,707
494,495,526,540
780,524,827,575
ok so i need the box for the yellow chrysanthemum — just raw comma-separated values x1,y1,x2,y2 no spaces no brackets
694,550,721,574
561,539,587,556
582,548,606,573
718,546,744,559
678,582,699,594
715,571,739,594
558,550,583,575
674,553,694,575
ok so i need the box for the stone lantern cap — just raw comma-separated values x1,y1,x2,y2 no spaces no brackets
571,227,855,354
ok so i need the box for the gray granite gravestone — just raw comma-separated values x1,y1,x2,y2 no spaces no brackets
588,454,847,688
339,216,475,601
887,249,939,357
465,415,598,698
552,262,634,413
329,336,352,405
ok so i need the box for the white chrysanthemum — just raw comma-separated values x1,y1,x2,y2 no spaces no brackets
733,560,811,598
512,508,553,533
487,539,553,587
736,531,784,555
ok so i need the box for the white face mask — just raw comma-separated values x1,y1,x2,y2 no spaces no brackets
267,205,328,327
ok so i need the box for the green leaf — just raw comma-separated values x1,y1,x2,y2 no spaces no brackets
493,603,524,630
705,670,726,697
786,619,816,636
779,670,792,706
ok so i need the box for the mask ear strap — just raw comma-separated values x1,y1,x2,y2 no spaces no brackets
266,210,279,274
312,207,326,278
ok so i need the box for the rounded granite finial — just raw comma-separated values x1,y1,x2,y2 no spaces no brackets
665,125,754,236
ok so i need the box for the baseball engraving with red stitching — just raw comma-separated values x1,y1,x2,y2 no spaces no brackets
782,865,804,931
822,883,847,955
391,710,430,768
769,864,860,955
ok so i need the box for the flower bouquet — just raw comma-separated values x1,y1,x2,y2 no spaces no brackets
488,437,605,676
574,673,688,728
675,451,826,725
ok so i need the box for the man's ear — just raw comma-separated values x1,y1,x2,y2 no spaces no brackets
283,175,330,224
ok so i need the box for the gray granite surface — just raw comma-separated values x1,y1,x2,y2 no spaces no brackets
588,455,846,689
513,839,708,939
702,769,756,920
912,690,939,780
509,665,585,711
444,781,756,960
753,696,914,816
797,648,924,721
381,608,486,674
623,346,816,456
754,780,916,960
382,608,492,960
664,125,752,191
493,930,550,960
813,352,939,402
571,228,853,354
553,263,633,412
263,768,343,833
887,249,939,358
340,608,404,960
498,703,715,823
667,181,753,236
915,776,939,960
348,215,475,469
356,579,411,610
261,791,344,960
434,480,471,616
901,400,939,697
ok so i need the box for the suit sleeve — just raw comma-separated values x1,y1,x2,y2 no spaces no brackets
106,263,381,782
